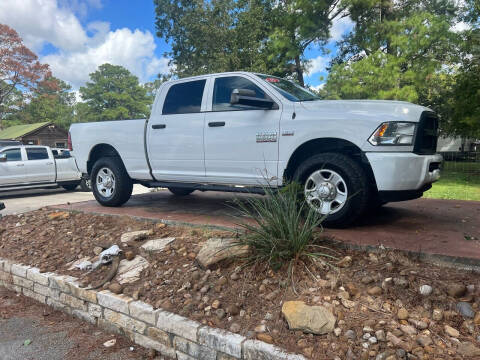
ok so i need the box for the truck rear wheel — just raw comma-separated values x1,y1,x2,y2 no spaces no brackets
168,187,195,196
91,157,133,207
293,153,369,228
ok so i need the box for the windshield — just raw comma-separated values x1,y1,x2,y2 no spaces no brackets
257,74,320,102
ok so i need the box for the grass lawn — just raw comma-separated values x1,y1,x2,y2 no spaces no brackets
424,161,480,201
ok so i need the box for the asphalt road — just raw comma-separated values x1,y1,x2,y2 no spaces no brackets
0,287,154,360
0,184,149,215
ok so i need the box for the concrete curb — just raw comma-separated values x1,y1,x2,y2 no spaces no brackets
0,257,305,360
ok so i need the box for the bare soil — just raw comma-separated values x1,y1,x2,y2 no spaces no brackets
1,209,479,359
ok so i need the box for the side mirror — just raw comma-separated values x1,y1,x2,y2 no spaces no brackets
230,88,276,109
0,153,6,163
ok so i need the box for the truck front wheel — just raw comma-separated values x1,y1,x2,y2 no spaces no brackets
91,157,133,207
293,153,369,228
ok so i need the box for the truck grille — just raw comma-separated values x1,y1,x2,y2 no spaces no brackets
413,111,438,155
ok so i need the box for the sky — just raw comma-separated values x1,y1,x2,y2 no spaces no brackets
0,0,354,94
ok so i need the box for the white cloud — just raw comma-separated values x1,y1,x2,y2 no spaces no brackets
310,83,325,92
0,0,88,52
450,21,471,33
0,0,171,89
305,56,329,76
43,28,171,89
330,15,354,42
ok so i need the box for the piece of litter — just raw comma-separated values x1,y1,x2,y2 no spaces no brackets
129,346,134,351
103,339,116,347
24,339,31,346
75,260,93,271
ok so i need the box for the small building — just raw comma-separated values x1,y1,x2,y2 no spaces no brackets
0,122,68,148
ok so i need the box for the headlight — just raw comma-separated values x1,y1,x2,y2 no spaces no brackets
368,122,416,146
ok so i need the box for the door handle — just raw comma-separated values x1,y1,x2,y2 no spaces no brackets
208,121,225,127
46,162,54,165
152,124,166,129
16,163,25,167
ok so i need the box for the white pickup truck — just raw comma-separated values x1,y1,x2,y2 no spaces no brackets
70,72,442,227
0,145,82,192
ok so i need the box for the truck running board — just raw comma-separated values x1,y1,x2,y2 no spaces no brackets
140,181,267,195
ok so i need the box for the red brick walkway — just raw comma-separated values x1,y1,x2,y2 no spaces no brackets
54,191,480,264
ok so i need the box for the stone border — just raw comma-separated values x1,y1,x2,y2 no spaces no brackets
0,257,305,360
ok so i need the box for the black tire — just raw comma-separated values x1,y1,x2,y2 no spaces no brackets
79,177,92,192
62,182,80,191
91,156,133,207
168,187,195,196
293,153,370,228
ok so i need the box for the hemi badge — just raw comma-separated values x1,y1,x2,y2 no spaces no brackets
282,130,294,136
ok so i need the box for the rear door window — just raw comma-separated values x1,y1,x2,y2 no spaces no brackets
26,147,49,160
162,80,206,115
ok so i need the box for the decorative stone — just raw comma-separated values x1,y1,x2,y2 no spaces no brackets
444,325,460,338
447,284,467,298
397,308,409,320
456,302,475,319
120,229,153,243
367,286,383,296
196,238,249,268
419,285,432,296
432,308,443,321
115,256,149,284
457,342,480,357
281,301,336,335
140,237,176,252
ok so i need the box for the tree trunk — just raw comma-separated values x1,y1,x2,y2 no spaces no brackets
295,55,305,87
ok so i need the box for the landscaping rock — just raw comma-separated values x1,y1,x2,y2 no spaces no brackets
432,308,443,321
196,238,249,268
115,256,149,284
457,342,480,357
419,285,433,296
447,283,467,298
397,308,409,320
108,283,123,294
120,229,153,243
367,286,383,296
140,237,175,252
281,301,336,335
256,333,274,344
444,325,460,338
456,302,475,318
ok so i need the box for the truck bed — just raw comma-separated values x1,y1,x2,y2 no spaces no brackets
70,119,152,181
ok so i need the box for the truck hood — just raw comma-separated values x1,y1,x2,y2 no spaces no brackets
299,100,431,123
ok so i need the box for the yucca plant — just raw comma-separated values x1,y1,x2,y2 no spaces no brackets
233,182,337,291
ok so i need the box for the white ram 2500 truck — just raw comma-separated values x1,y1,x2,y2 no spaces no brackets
70,72,442,227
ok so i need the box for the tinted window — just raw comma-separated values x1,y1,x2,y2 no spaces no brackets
162,80,206,115
213,76,267,111
26,147,49,160
2,148,22,162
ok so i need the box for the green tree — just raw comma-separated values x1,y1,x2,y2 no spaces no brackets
266,0,349,86
5,77,75,129
78,64,151,122
154,0,281,77
446,1,480,137
324,0,462,132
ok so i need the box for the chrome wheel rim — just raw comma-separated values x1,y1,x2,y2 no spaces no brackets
96,167,115,198
304,169,348,215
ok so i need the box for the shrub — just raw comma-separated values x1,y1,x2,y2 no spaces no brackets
233,182,337,287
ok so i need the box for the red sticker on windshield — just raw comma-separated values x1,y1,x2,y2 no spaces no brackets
265,77,280,83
